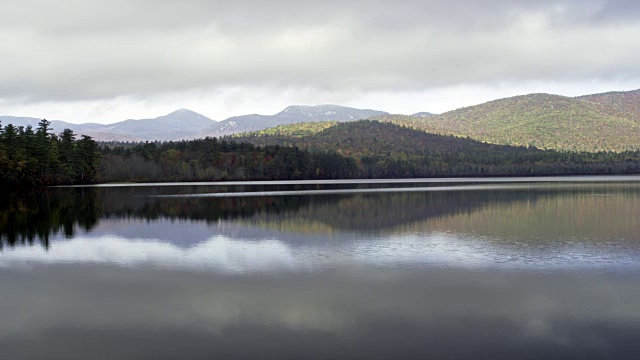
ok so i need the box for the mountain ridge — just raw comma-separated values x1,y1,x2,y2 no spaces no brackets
412,112,435,117
576,89,640,121
1,105,389,141
3,88,640,151
200,104,388,137
372,91,640,152
0,109,217,141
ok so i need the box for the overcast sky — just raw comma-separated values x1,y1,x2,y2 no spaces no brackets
1,0,639,123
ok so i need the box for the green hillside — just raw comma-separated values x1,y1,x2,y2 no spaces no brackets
234,120,640,178
235,121,336,138
577,89,640,121
236,119,532,159
374,93,640,152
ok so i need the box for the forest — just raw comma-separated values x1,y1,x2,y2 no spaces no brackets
0,119,100,185
373,92,640,152
234,121,640,178
2,119,640,185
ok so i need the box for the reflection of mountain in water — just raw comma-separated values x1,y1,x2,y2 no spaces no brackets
2,183,640,250
418,190,640,242
238,184,640,244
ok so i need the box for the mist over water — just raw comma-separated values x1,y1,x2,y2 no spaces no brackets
2,178,640,359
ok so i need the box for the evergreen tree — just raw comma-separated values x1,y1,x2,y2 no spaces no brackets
76,135,100,183
58,129,78,179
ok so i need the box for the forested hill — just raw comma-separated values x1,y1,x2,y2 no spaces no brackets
372,92,640,152
577,89,640,121
237,120,534,157
234,120,640,178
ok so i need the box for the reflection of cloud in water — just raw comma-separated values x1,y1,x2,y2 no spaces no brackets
1,265,639,359
2,232,638,272
0,236,298,272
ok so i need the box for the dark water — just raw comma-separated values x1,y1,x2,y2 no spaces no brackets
2,177,640,359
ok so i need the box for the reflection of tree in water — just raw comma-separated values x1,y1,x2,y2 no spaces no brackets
1,186,316,250
90,185,533,232
97,185,314,222
88,183,640,240
3,184,640,250
0,188,100,250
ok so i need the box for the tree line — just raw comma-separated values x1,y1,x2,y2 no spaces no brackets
0,120,100,185
99,138,358,182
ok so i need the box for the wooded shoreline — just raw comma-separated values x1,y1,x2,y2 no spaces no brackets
2,120,640,186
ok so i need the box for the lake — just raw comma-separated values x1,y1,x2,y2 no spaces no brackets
1,176,640,359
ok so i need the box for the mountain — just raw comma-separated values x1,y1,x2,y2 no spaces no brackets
1,109,216,142
95,109,215,141
1,106,385,141
3,88,640,150
373,93,640,152
235,119,539,158
242,121,338,138
201,104,387,137
577,89,640,121
412,112,434,117
0,116,82,132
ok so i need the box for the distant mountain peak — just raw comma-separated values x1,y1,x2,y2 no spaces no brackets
277,104,382,116
165,108,205,117
412,112,434,117
280,104,330,113
202,104,388,137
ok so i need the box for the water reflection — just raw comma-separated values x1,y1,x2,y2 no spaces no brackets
3,179,640,359
2,232,638,271
0,265,638,359
0,188,100,249
2,181,640,271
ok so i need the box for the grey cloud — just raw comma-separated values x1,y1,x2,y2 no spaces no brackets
0,0,639,102
569,0,640,24
3,1,633,33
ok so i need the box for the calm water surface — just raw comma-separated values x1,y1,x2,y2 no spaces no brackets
2,176,640,359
